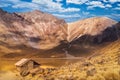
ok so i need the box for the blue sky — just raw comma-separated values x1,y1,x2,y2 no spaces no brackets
0,0,120,22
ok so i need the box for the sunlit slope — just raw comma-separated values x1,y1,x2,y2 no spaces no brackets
67,17,117,42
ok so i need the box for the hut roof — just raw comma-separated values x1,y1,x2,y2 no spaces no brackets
15,58,30,66
15,58,40,67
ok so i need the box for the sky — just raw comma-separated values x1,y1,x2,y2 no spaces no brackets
0,0,120,22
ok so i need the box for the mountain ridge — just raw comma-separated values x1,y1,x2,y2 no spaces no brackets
67,17,117,42
0,9,67,49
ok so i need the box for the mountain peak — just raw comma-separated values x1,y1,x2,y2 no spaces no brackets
67,17,117,42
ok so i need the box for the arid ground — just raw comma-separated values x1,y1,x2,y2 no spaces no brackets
0,40,120,80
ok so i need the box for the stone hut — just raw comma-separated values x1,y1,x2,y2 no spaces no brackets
15,58,40,76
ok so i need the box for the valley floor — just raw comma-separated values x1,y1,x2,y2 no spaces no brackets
0,40,120,80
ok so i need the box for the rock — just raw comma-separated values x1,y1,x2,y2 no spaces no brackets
86,68,97,76
97,59,105,64
82,62,92,66
118,55,120,65
30,68,43,76
20,71,29,77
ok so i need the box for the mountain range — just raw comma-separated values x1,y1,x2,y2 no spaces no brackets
0,9,120,59
0,8,120,51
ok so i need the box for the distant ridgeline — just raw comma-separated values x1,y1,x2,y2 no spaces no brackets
70,22,120,45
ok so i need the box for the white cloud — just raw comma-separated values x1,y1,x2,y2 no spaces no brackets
114,7,120,10
82,11,89,15
32,0,62,10
111,13,120,17
53,11,90,22
103,0,120,3
87,1,105,8
32,0,80,12
66,0,88,4
5,0,20,4
53,13,81,18
60,8,80,12
0,0,80,13
0,0,40,10
109,0,120,3
0,3,11,7
113,3,120,10
86,1,113,9
118,4,120,6
86,1,105,9
105,4,112,7
12,2,40,9
56,0,63,2
0,0,19,7
107,13,120,21
103,0,108,2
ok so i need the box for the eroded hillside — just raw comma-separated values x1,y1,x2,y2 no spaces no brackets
0,9,67,50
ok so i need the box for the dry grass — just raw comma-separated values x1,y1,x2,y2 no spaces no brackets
10,40,119,80
0,40,120,80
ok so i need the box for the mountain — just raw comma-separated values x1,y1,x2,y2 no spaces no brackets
0,9,67,50
68,17,117,42
65,18,120,56
0,8,119,51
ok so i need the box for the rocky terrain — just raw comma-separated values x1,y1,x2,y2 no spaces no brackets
0,9,67,50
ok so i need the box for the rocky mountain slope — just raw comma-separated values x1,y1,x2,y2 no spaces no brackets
67,17,117,42
0,9,67,50
0,8,119,51
68,17,119,46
